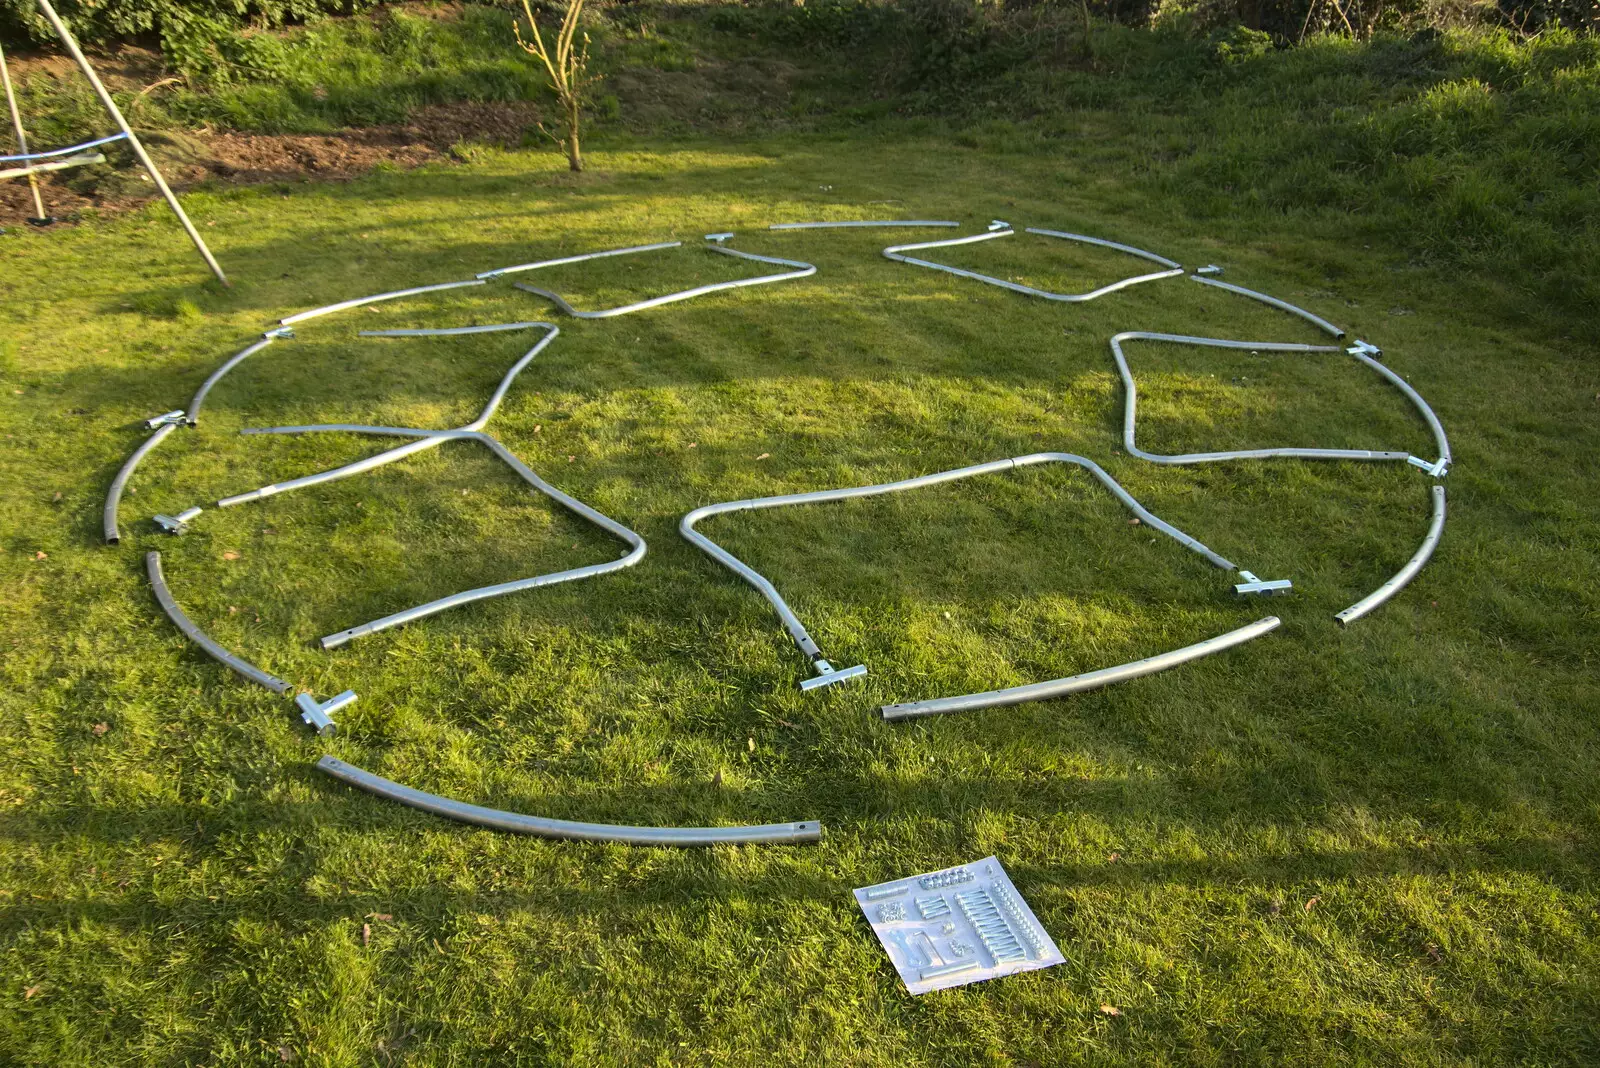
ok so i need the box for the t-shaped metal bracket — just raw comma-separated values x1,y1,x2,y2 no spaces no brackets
987,220,1011,232
145,410,187,429
1408,455,1450,477
296,690,356,735
1234,570,1293,596
704,232,735,244
800,658,868,692
152,506,203,534
1346,339,1382,359
1195,264,1224,276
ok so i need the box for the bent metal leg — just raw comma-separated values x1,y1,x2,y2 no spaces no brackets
680,452,1241,691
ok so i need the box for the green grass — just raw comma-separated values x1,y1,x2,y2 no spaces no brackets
2,137,1598,1064
14,6,1598,345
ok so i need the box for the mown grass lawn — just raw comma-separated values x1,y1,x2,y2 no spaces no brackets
1,135,1597,1064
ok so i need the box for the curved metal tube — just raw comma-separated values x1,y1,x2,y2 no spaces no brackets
146,551,291,694
883,228,1185,302
217,432,449,508
280,279,486,326
770,221,959,230
680,452,1236,677
462,325,559,431
0,130,126,163
219,325,559,506
476,241,682,280
358,322,548,337
880,615,1281,720
1189,275,1346,339
242,423,454,440
1110,332,1414,465
513,245,816,319
1344,345,1451,473
316,756,822,845
1336,484,1445,626
320,432,647,648
187,333,282,427
1024,228,1181,269
104,422,178,544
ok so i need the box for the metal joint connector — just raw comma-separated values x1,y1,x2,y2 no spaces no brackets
1346,339,1382,359
1234,570,1292,596
153,506,203,535
296,690,356,736
1196,264,1224,275
801,659,868,691
262,327,295,340
1408,455,1450,477
145,410,186,429
704,232,735,243
987,220,1011,232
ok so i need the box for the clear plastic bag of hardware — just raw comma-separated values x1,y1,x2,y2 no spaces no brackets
853,856,1065,994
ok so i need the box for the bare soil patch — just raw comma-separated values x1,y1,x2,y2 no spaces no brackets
1,100,540,226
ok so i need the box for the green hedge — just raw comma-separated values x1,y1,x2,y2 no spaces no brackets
0,0,387,51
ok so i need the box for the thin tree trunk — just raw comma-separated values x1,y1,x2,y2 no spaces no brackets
567,96,582,172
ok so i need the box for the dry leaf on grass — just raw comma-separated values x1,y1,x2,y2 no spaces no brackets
91,722,108,736
1304,896,1321,911
222,550,241,561
1099,1003,1121,1016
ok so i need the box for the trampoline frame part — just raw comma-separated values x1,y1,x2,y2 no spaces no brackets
1111,331,1446,467
511,241,816,319
316,756,823,846
769,220,960,230
186,328,293,427
882,226,1185,302
679,451,1240,691
476,240,682,281
103,421,179,544
218,425,646,649
146,550,291,694
220,323,559,506
1336,484,1446,626
1189,274,1347,339
879,615,1280,721
104,219,1459,839
146,551,358,733
315,431,646,650
280,279,486,327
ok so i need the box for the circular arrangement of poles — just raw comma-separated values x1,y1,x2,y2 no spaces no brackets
99,219,1450,845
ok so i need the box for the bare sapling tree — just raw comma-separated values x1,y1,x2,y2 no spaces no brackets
516,0,593,172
